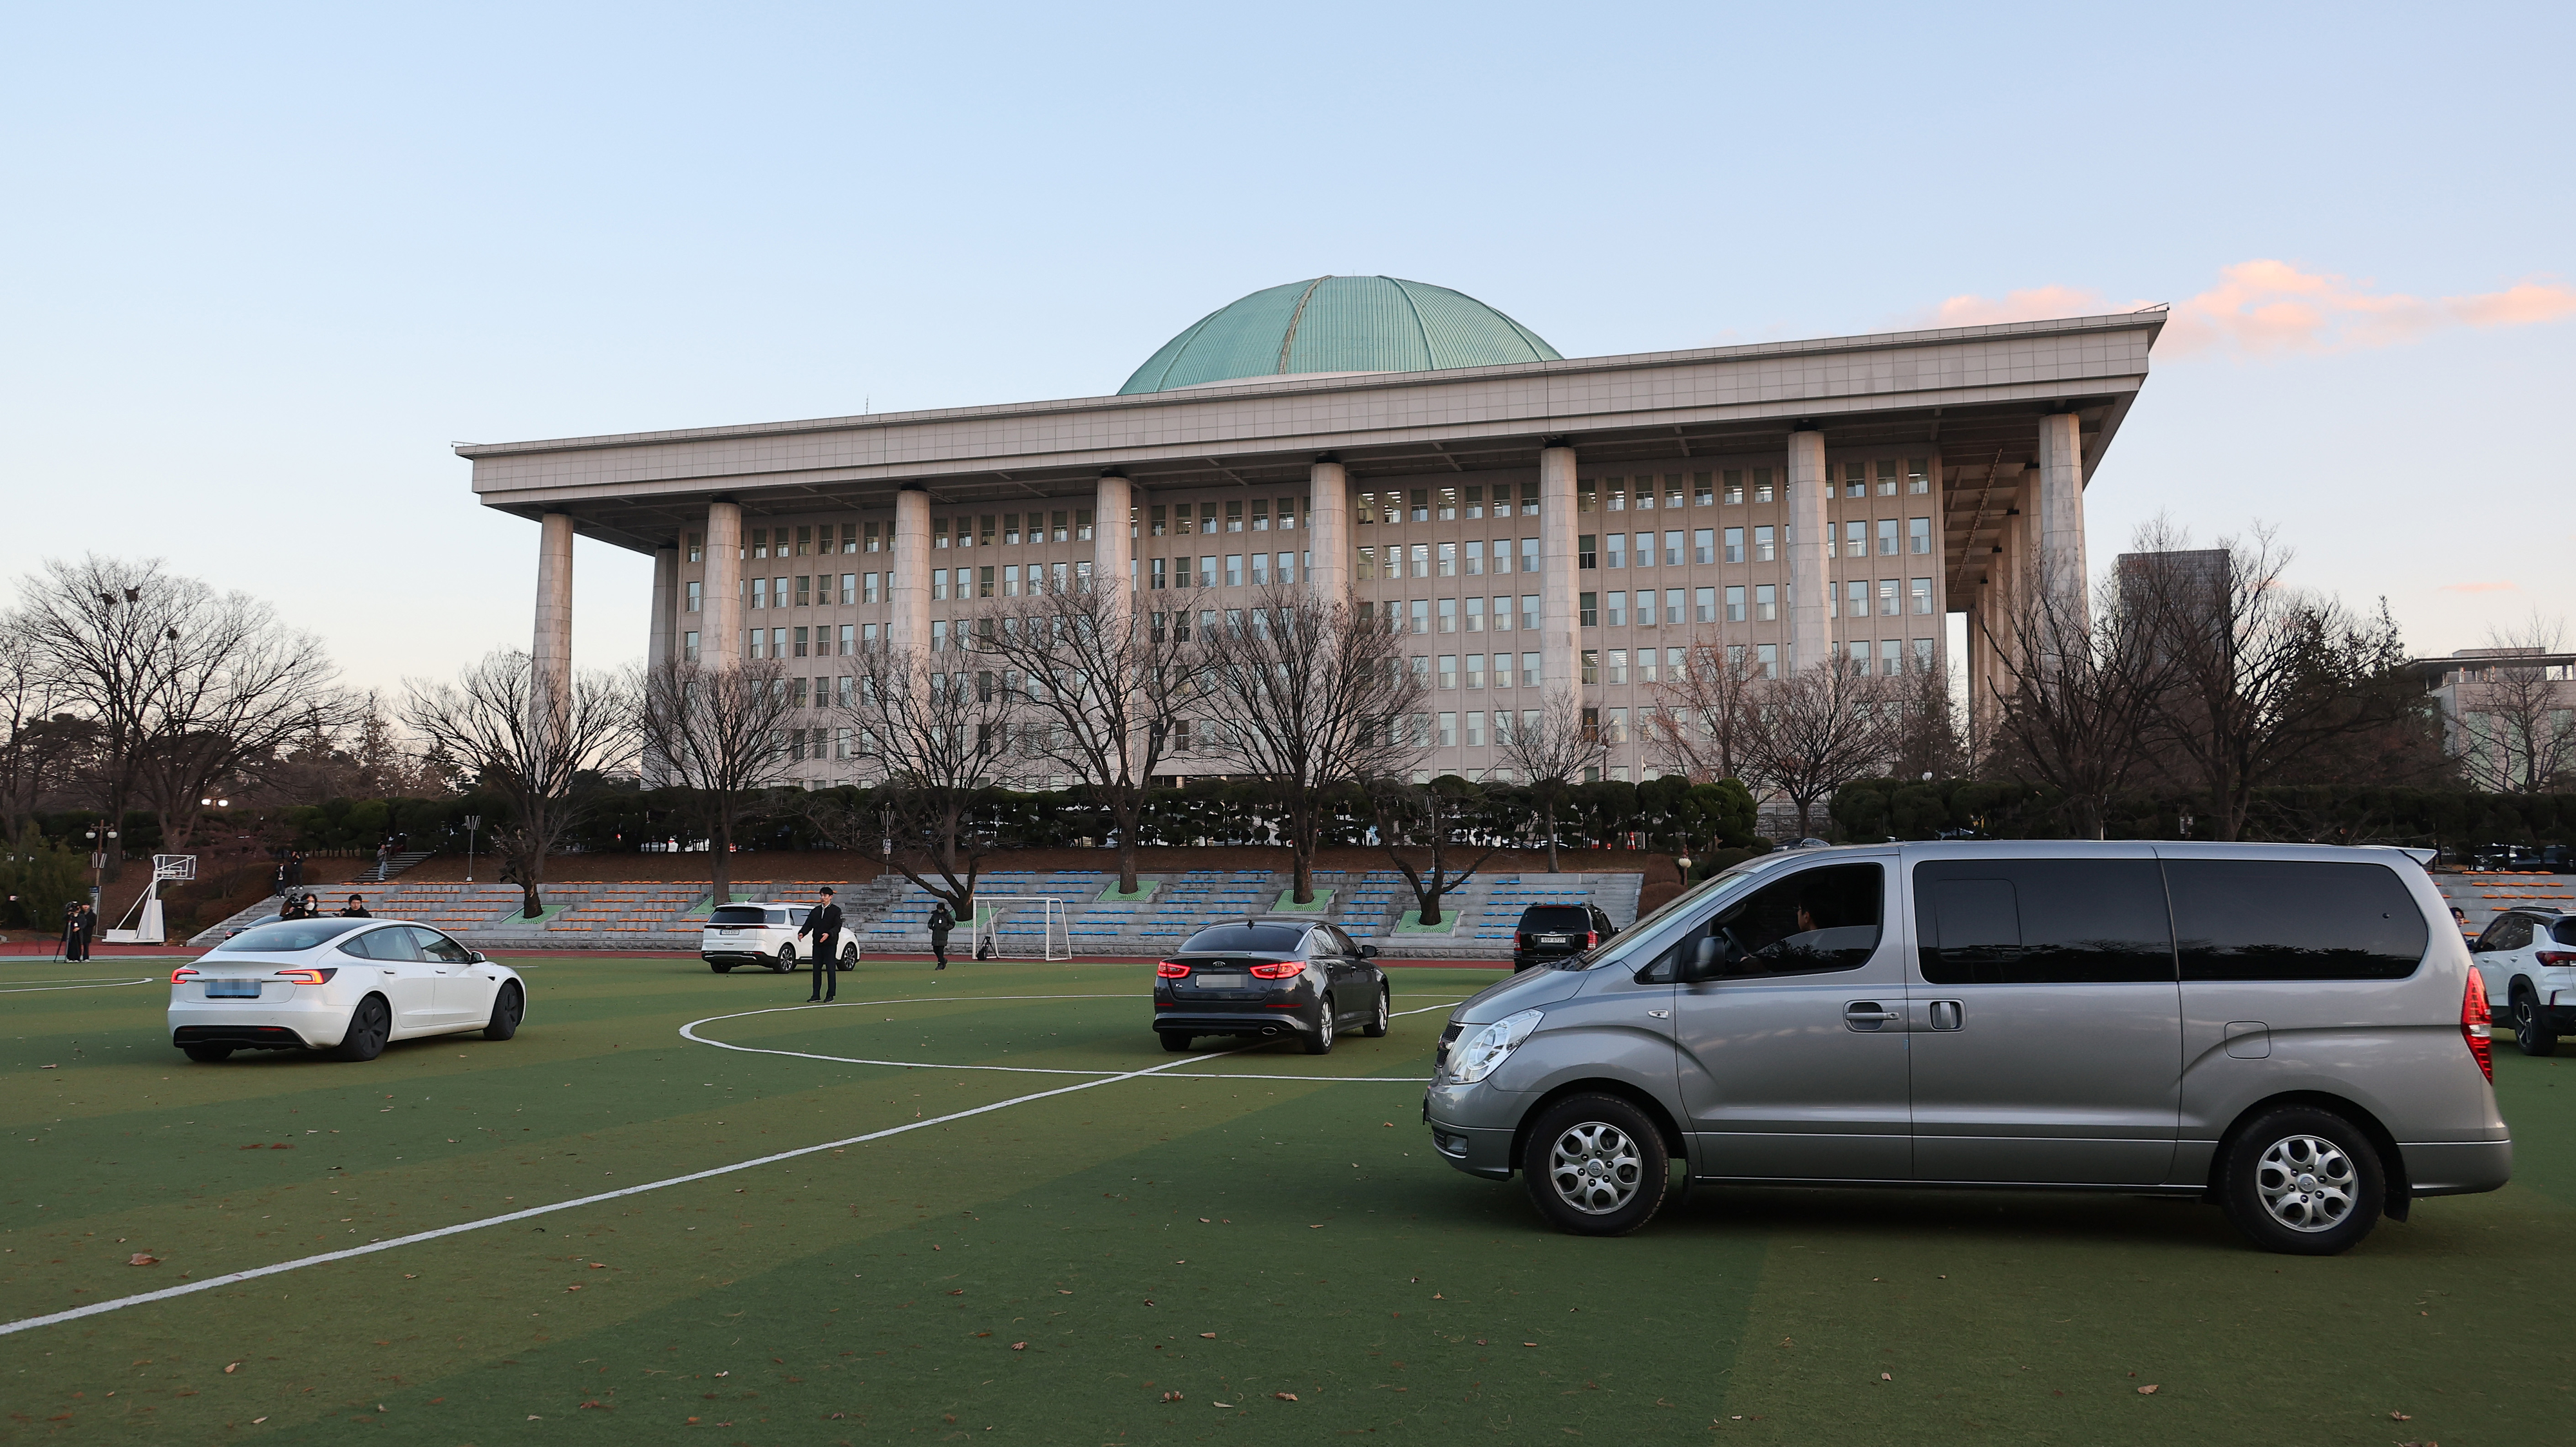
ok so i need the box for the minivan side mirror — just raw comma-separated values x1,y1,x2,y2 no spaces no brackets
1361,945,1379,958
1679,936,1722,983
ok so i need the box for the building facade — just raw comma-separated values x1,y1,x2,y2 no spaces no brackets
459,276,2164,786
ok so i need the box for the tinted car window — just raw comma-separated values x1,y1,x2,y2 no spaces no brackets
2476,914,2533,951
337,926,419,961
2166,859,2427,981
405,927,473,963
1181,923,1309,954
1519,906,1591,931
217,919,368,952
1915,859,2175,985
2555,918,2576,948
710,905,770,926
1675,862,1882,978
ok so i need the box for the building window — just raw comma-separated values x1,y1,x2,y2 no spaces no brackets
837,623,854,655
1249,552,1269,587
1406,543,1428,578
1754,525,1776,562
1605,533,1625,569
1280,496,1302,529
978,566,996,599
1909,458,1932,494
1871,579,1895,617
1839,520,1862,557
1723,470,1745,505
1606,650,1628,686
1909,517,1933,554
859,572,878,605
1694,473,1715,507
1658,587,1679,625
1464,653,1485,689
931,619,948,652
1756,584,1777,622
1521,594,1540,632
1756,643,1778,678
793,626,810,657
1582,650,1599,685
751,527,771,560
1912,638,1937,673
1520,537,1539,572
1076,508,1094,540
863,521,882,553
1461,595,1486,633
750,577,768,610
1724,527,1744,563
1605,591,1627,627
1755,473,1774,504
933,519,951,551
682,630,699,662
1519,651,1541,688
1658,530,1679,567
833,573,850,605
1438,655,1457,689
1880,639,1903,674
1464,709,1487,746
1580,592,1598,628
1604,478,1626,512
1846,579,1869,618
1196,556,1216,589
1605,706,1627,743
1437,598,1458,633
1910,578,1934,615
1721,586,1740,623
1225,554,1244,588
1877,519,1899,556
686,532,704,563
795,525,813,557
1410,488,1432,523
1276,551,1296,585
685,580,702,612
793,575,811,608
1150,557,1167,591
1578,535,1597,569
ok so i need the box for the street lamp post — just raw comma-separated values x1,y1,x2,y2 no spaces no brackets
464,816,482,882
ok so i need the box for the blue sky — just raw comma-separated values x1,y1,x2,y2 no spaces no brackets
5,1,2568,690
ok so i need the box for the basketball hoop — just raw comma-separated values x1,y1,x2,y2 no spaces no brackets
153,854,198,882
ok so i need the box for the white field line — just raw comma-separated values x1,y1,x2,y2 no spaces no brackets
0,992,1466,1338
0,977,155,994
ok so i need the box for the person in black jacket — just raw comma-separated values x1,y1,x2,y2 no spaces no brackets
339,894,371,918
800,887,846,1002
927,900,954,970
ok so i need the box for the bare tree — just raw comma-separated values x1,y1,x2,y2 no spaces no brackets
967,582,1199,894
2452,616,2576,795
1364,773,1506,927
0,612,72,838
640,657,797,905
2130,524,2419,840
1738,659,1900,840
1191,586,1425,905
1642,643,1761,783
1980,560,2170,839
1492,688,1605,873
816,645,1025,916
14,556,350,862
403,651,638,918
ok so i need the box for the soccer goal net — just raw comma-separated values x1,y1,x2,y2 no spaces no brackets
970,896,1070,961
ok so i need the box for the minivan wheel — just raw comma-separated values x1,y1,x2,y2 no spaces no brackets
772,945,797,974
839,943,859,972
708,959,734,974
2512,985,2559,1056
2218,1106,2385,1256
1522,1093,1669,1237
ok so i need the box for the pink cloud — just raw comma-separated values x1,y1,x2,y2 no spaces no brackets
1920,261,2576,357
2440,581,2521,594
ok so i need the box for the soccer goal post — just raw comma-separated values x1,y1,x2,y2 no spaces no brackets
970,896,1070,961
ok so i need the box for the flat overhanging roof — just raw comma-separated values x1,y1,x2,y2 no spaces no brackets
459,308,2165,555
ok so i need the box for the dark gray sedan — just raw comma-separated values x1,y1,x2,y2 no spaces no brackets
1153,917,1388,1055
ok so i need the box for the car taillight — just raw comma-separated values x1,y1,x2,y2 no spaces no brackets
2462,970,2494,1082
278,968,337,985
1247,960,1302,979
1155,960,1189,978
1517,932,1531,946
2538,951,2576,967
171,967,198,983
1585,931,1599,948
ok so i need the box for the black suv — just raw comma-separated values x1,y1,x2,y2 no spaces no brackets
1152,917,1387,1055
1510,902,1617,971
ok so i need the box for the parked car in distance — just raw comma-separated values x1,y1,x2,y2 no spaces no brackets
1153,917,1387,1055
1426,840,2509,1255
171,918,525,1063
701,903,859,974
2470,907,2576,1055
1511,903,1618,972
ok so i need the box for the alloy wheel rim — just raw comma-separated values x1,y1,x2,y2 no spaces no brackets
2254,1133,2356,1232
1548,1122,1643,1215
1318,1003,1334,1047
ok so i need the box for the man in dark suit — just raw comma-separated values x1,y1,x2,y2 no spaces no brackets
62,901,91,961
800,887,846,1003
927,900,954,970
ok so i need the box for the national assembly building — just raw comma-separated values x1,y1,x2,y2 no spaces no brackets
457,277,2164,785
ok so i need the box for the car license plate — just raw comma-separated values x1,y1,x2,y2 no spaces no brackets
1195,974,1245,989
206,981,261,998
1539,934,1568,945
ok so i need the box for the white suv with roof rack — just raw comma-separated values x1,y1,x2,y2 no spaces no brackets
701,902,858,974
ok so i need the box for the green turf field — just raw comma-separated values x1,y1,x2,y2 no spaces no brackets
2,953,2568,1444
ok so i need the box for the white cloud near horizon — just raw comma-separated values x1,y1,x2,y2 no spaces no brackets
1922,260,2576,355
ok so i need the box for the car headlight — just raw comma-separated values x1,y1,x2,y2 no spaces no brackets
1448,1008,1544,1085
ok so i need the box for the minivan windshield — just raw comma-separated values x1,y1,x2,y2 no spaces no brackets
213,919,367,952
1558,858,1787,970
709,906,771,926
1181,923,1307,954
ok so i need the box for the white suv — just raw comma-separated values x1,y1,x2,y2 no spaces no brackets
2471,908,2576,1055
701,903,858,975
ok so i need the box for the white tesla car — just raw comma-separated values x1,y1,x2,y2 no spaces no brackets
169,918,526,1063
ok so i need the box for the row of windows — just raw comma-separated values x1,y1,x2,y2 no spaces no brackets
685,524,868,562
1580,520,1932,567
1367,596,1544,634
1356,483,1542,523
1358,538,1539,578
1580,580,1937,627
931,562,1095,600
1146,553,1305,589
1146,498,1305,536
933,511,1097,548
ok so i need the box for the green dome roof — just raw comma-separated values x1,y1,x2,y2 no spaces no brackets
1118,276,1561,395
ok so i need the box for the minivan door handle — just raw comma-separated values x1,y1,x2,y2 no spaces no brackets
1843,1001,1899,1030
1927,999,1965,1031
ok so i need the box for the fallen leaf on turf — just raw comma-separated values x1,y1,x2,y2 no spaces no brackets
589,1262,605,1269
1057,1290,1072,1295
1011,1343,1027,1351
1522,1343,1538,1348
1200,1218,1210,1223
1273,1388,1303,1400
1213,1402,1236,1408
128,1254,158,1267
2137,1385,2158,1395
1432,1293,1444,1300
685,1417,699,1424
1308,1224,1322,1229
1200,1330,1218,1338
1161,1392,1182,1403
1382,1121,1394,1127
1880,1373,1892,1381
251,1418,265,1424
566,1285,582,1291
2391,1412,2411,1421
947,1289,964,1296
223,1363,238,1374
579,1400,608,1409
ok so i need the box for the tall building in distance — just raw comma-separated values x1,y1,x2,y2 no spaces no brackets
459,276,2164,786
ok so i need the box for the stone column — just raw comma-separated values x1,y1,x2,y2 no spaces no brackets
703,501,743,666
647,545,677,671
1306,457,1349,600
1538,444,1581,696
2034,411,2088,614
1094,472,1135,597
891,485,931,654
1784,430,1830,674
533,512,574,717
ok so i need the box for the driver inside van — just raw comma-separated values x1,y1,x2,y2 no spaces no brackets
1653,864,1884,979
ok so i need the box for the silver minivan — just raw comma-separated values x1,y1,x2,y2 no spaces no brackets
1424,842,2511,1254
